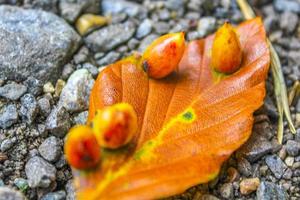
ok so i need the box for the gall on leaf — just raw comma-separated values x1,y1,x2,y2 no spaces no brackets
141,32,185,79
73,18,270,200
64,125,101,170
212,22,243,74
92,103,138,149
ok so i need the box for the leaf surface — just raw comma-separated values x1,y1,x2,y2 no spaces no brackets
76,18,270,200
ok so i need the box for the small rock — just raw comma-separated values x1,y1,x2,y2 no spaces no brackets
24,76,43,96
82,63,98,78
0,83,27,100
58,69,94,113
43,82,55,94
153,21,170,34
279,11,299,33
85,22,136,52
73,111,88,125
41,190,66,200
282,168,293,179
0,137,16,152
136,19,152,39
101,0,147,19
274,0,300,13
37,124,48,138
278,147,287,160
257,181,288,200
197,17,216,37
0,187,25,200
285,156,294,167
54,79,65,97
66,180,76,200
259,165,269,176
38,97,51,117
240,177,260,195
23,0,58,13
237,157,252,177
285,140,300,156
14,178,29,192
38,136,61,162
46,106,70,138
0,6,81,84
0,104,18,128
225,167,239,183
96,52,121,66
25,156,56,188
20,94,39,124
62,64,75,80
199,194,220,200
219,183,233,199
265,155,287,179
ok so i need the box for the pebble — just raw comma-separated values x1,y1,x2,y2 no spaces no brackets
0,137,16,152
257,181,288,200
24,76,42,96
73,111,88,125
153,21,170,34
38,136,61,163
85,22,136,52
0,104,18,128
225,167,239,183
54,79,65,97
19,94,39,124
219,183,233,199
101,0,147,19
0,83,27,100
46,106,70,138
41,190,66,200
237,157,252,177
0,187,25,200
0,6,81,84
274,0,300,14
197,17,216,38
136,19,152,39
25,156,56,188
265,155,288,179
43,82,55,94
239,177,260,195
285,156,295,167
65,180,76,200
278,147,287,160
96,52,121,66
280,11,299,33
58,69,94,113
14,178,29,192
73,47,89,65
82,63,98,78
38,97,51,117
285,140,300,156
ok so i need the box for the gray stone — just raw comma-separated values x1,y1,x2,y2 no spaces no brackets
41,190,66,200
82,63,98,78
256,181,288,200
197,17,216,37
0,187,25,200
25,156,56,188
165,0,185,11
274,0,300,13
20,94,39,124
13,178,29,192
24,0,58,13
101,0,147,19
265,155,287,179
73,47,89,65
0,83,27,100
138,34,158,52
85,22,136,52
279,11,299,33
219,183,233,199
285,140,300,156
73,111,88,125
46,106,71,138
66,180,76,200
59,0,100,23
136,19,152,39
24,76,43,96
153,22,170,34
237,157,252,177
96,52,121,66
0,104,18,128
0,6,81,84
0,137,16,152
38,136,61,162
58,69,94,113
38,97,51,117
237,134,273,162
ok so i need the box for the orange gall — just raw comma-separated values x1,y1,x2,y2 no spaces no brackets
141,32,185,79
64,125,101,170
212,23,242,74
92,103,138,149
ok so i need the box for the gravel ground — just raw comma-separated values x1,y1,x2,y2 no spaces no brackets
0,0,299,199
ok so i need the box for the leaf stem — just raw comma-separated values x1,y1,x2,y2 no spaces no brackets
236,0,296,144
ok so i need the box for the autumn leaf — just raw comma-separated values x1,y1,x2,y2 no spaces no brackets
73,18,270,200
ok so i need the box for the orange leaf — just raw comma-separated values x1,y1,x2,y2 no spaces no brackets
76,18,270,200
